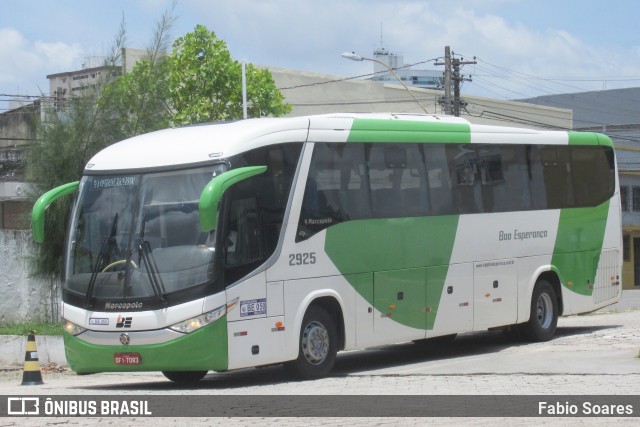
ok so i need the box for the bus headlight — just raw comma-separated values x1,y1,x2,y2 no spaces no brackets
169,305,226,334
62,319,87,336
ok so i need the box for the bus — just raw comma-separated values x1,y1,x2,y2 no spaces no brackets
32,113,622,381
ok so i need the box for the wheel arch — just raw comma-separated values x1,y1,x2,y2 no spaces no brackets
521,266,564,323
308,296,346,351
537,270,563,317
295,291,346,352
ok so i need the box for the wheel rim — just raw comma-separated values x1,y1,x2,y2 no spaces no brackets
536,292,553,329
301,320,330,365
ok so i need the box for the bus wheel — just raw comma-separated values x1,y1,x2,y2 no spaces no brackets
519,279,558,342
162,371,208,382
288,306,337,379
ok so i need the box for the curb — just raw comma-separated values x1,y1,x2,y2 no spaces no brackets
0,335,66,368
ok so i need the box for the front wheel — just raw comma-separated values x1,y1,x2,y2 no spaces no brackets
519,280,558,342
162,370,208,382
287,306,337,379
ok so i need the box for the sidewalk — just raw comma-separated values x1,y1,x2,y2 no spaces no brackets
0,334,65,368
597,288,640,313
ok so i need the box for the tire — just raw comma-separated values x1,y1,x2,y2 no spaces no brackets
288,306,338,379
518,280,558,342
162,370,208,382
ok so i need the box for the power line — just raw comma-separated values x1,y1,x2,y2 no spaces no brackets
277,57,440,91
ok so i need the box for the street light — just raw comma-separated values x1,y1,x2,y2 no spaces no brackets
341,51,429,115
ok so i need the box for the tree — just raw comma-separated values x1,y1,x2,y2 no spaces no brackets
98,10,176,136
28,18,289,278
109,24,291,127
167,24,290,124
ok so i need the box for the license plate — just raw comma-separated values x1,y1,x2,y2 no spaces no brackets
114,352,142,365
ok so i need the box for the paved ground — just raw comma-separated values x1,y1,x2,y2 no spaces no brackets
1,290,639,426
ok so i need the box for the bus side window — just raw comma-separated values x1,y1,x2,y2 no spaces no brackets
447,144,484,214
224,195,263,285
366,143,428,218
540,146,574,209
423,144,454,216
297,143,369,241
571,146,615,207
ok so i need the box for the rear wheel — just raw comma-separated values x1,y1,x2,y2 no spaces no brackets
287,306,337,379
519,280,558,342
162,370,208,382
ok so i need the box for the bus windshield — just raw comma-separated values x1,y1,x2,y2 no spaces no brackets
64,164,227,309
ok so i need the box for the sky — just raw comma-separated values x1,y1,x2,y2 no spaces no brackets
2,0,640,112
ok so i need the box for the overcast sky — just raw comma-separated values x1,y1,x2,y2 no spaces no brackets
2,0,640,111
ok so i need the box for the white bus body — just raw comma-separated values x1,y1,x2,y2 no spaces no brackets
32,113,621,380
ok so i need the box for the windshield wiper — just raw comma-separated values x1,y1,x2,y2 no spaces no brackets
137,215,167,305
85,213,118,307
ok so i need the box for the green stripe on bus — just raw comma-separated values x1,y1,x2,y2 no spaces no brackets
551,201,610,296
568,131,600,146
63,318,229,373
596,133,614,148
325,215,459,330
347,118,471,143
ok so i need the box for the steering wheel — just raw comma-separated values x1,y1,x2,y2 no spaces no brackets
101,259,139,273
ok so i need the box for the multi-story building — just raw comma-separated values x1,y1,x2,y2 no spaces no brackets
0,100,39,230
46,48,146,110
0,54,574,321
369,47,444,90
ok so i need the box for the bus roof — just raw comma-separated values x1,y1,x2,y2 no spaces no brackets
84,113,609,173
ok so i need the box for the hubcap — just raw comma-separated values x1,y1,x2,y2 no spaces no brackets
301,320,330,365
536,292,553,329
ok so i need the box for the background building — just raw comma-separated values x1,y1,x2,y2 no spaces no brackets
0,52,576,321
369,47,444,90
46,48,146,110
0,100,38,230
269,66,572,129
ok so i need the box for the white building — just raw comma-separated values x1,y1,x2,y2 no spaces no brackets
46,48,146,109
369,47,444,90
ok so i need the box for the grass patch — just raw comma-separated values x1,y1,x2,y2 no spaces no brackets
0,321,63,336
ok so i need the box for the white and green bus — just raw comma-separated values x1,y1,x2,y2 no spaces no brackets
32,113,622,381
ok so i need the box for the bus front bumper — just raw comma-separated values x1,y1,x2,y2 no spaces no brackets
63,319,228,374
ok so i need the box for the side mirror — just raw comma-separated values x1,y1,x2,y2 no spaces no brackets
198,166,267,232
32,181,80,243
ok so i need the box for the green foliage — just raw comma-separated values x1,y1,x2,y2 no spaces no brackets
100,55,172,136
98,7,175,136
0,321,62,336
28,95,117,276
108,24,291,127
28,16,289,278
26,13,162,278
168,25,290,124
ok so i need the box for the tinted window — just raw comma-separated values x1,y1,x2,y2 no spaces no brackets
223,143,303,285
296,142,615,241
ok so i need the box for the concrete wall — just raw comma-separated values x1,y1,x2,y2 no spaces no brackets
0,230,61,323
268,66,573,130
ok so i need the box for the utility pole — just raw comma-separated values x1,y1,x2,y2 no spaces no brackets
441,46,452,115
435,46,476,116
